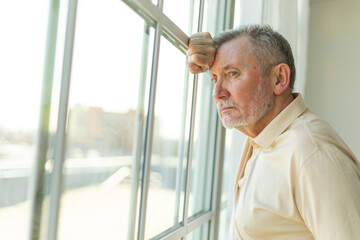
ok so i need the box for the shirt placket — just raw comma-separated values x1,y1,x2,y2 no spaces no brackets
238,141,261,190
235,141,262,240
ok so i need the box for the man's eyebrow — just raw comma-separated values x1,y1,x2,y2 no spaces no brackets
222,64,238,70
211,64,238,73
209,63,240,76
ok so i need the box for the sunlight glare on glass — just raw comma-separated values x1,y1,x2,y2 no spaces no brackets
0,1,47,132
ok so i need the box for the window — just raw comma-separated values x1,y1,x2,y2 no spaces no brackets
1,0,236,239
1,1,313,239
0,1,48,239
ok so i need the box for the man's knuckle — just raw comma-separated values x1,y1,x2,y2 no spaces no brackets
204,32,211,37
192,54,201,63
208,46,216,52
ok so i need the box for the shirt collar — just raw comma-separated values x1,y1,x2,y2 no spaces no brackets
251,93,308,149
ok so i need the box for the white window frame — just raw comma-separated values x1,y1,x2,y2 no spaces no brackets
28,0,236,239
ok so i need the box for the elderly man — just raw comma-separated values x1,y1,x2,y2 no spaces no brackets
187,25,360,240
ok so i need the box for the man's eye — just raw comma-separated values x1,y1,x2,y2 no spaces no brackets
211,77,217,84
228,71,238,77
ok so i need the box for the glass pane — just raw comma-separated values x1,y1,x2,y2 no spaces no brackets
188,73,217,217
202,0,228,35
233,0,242,28
163,0,192,34
0,1,48,239
56,0,153,239
144,35,190,239
187,221,210,240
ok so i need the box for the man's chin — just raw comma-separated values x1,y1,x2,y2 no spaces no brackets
221,117,245,129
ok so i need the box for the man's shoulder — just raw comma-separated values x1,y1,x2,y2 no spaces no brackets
292,109,343,147
278,108,352,160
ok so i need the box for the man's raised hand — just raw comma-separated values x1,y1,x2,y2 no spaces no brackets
187,32,216,74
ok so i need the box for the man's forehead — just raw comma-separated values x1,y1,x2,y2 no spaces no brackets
217,35,250,50
210,40,252,74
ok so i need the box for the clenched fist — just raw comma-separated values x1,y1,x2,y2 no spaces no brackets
187,32,216,74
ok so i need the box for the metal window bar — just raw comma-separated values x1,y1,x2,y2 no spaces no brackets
122,0,188,53
181,71,199,240
28,0,60,239
172,57,191,225
224,0,235,30
209,118,226,240
209,1,235,239
173,0,197,227
127,23,152,240
47,0,78,239
181,0,205,237
137,21,160,240
137,0,164,238
152,211,213,240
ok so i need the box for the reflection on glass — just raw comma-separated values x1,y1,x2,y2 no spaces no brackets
188,73,216,217
56,0,152,239
0,1,48,239
144,35,190,239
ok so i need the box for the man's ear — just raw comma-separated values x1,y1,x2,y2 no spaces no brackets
273,63,291,95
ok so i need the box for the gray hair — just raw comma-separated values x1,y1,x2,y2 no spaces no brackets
213,25,296,90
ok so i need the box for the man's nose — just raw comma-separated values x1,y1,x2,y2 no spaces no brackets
212,80,230,101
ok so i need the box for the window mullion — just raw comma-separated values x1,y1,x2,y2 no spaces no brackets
209,1,235,239
137,13,163,240
172,61,190,226
127,23,152,240
182,74,199,230
123,0,188,51
28,0,60,238
172,0,199,227
47,0,78,239
224,0,236,30
182,0,205,239
156,211,213,240
197,0,205,32
209,119,226,240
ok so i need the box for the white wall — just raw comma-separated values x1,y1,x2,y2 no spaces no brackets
306,0,360,160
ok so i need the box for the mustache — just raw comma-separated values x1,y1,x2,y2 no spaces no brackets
216,100,240,110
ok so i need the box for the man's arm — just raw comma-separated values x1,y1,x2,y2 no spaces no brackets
187,32,216,74
295,147,360,239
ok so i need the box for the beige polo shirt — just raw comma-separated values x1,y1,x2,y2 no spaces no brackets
231,94,360,240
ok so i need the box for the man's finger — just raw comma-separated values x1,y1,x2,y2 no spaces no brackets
187,54,213,69
186,44,216,58
189,37,215,48
187,62,208,74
